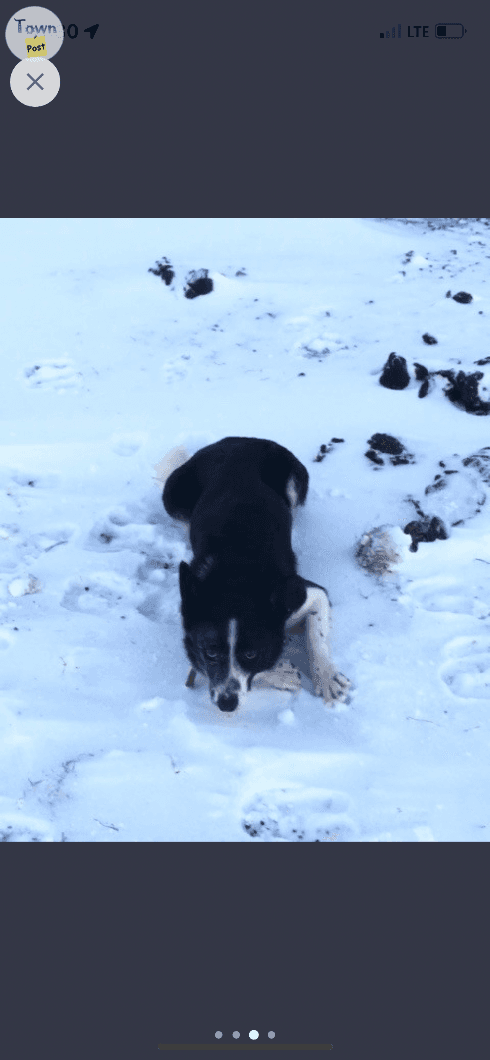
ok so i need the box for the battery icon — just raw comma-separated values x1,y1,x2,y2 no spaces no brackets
435,23,467,38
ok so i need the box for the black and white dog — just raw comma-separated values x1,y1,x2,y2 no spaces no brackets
162,437,350,712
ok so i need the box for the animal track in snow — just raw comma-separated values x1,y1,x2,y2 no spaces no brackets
0,826,48,842
24,359,82,391
110,433,147,457
439,636,490,699
84,512,186,566
242,787,354,841
60,571,138,614
161,358,190,383
408,576,490,619
22,526,74,557
78,510,187,621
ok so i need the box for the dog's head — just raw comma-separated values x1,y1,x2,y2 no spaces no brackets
179,561,294,711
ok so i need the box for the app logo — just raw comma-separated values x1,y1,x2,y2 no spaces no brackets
5,6,63,60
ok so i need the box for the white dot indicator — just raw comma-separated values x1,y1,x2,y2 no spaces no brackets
249,1030,259,1040
232,1031,240,1039
215,1032,223,1039
268,1032,275,1039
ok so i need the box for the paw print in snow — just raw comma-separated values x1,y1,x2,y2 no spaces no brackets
242,787,354,841
439,636,490,699
24,359,82,391
408,576,490,618
60,571,138,614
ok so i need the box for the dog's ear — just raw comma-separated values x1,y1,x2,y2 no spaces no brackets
270,575,306,619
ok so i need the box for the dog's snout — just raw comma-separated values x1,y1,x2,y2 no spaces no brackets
217,692,239,712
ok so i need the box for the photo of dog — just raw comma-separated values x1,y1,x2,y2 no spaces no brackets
161,436,351,711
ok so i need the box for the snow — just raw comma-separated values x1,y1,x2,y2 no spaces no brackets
1,216,490,842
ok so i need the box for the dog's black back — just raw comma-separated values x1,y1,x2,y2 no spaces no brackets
163,436,308,568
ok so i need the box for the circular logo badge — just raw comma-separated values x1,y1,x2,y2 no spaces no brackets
5,7,63,60
10,58,60,106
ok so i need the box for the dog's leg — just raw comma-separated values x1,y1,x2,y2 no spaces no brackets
305,591,351,705
185,668,197,688
185,668,206,689
286,586,351,705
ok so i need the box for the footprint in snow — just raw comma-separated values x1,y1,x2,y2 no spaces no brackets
60,571,136,614
439,636,490,699
242,787,354,842
24,359,82,391
84,512,187,571
85,511,172,553
408,576,490,619
0,827,48,842
111,433,147,457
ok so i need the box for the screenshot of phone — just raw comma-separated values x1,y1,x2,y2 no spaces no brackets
1,3,486,1059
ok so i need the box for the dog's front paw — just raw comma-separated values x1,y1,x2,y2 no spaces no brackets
312,666,351,705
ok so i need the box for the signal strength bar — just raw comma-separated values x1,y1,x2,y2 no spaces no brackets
380,24,401,37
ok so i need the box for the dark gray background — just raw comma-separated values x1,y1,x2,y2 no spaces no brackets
2,0,488,215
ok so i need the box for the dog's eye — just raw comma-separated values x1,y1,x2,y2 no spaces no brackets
244,650,257,659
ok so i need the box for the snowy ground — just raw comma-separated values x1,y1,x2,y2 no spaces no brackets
1,216,490,842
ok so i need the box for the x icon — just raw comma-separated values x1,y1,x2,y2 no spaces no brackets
27,72,44,90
